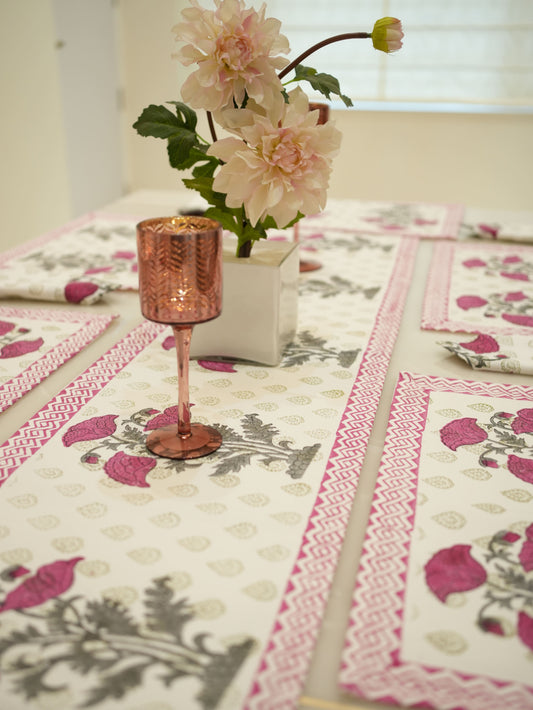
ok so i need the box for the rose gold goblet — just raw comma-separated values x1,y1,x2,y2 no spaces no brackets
137,216,223,459
294,102,330,273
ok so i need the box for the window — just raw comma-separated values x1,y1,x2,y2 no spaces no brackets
259,0,533,111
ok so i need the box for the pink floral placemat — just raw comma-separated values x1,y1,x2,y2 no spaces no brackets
440,333,533,376
0,213,139,304
340,371,533,710
422,241,533,334
293,198,464,239
0,306,116,412
0,235,417,709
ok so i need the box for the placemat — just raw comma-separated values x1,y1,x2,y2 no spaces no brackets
0,306,116,412
464,221,533,244
0,214,139,304
440,333,533,376
422,241,533,334
0,235,418,710
340,371,533,710
295,198,464,239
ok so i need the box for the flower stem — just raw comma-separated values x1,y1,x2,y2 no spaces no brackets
207,111,218,142
278,32,371,81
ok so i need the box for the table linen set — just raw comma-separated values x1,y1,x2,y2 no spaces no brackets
0,197,532,710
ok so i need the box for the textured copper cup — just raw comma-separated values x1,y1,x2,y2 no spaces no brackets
136,216,223,460
294,102,330,273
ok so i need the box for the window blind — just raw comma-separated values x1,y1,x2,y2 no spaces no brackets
257,0,533,109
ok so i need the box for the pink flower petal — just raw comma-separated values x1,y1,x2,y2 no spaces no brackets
479,618,505,636
103,451,155,487
84,266,113,275
504,291,527,302
440,417,488,451
511,408,533,435
519,539,533,572
0,320,15,336
507,454,533,484
0,557,83,612
9,566,30,579
500,271,529,281
502,313,533,328
518,611,533,651
145,406,179,431
162,335,175,350
62,414,118,447
0,338,44,359
198,359,237,373
501,531,521,543
503,255,522,264
112,251,136,260
462,258,487,268
425,544,487,603
456,295,488,311
459,334,500,354
64,282,100,303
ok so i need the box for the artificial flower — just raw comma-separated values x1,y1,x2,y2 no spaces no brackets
173,0,290,112
208,88,341,227
371,17,404,54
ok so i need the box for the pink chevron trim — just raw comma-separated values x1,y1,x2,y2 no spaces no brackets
422,241,533,335
243,239,419,709
0,308,117,414
0,320,165,485
340,371,533,710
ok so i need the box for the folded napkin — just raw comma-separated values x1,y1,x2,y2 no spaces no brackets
463,221,533,243
0,214,139,304
440,333,533,375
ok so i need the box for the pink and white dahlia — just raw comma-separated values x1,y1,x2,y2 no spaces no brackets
173,0,290,112
207,89,342,228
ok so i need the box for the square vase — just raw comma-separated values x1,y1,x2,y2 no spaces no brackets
190,238,299,366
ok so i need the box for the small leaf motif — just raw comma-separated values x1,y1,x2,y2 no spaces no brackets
426,630,468,655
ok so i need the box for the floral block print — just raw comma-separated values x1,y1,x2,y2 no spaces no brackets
0,214,139,304
465,220,533,244
340,372,533,710
0,233,417,709
440,333,533,376
0,307,115,412
423,241,533,334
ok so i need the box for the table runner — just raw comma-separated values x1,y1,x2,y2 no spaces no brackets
296,198,464,239
0,234,417,710
440,333,533,376
422,241,533,334
340,371,533,710
0,214,139,304
0,306,116,412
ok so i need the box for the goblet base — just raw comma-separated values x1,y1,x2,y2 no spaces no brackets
146,423,222,460
299,259,322,273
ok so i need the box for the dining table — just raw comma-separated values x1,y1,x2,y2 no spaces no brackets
0,188,532,710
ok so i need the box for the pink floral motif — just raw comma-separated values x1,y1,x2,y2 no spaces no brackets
198,359,237,373
112,251,136,259
511,408,533,435
479,618,505,636
103,451,155,487
440,417,488,451
477,224,499,238
84,266,113,275
456,295,488,310
62,414,119,447
507,455,533,484
459,334,499,354
145,406,179,431
502,313,533,328
500,271,529,281
65,282,100,303
502,531,521,543
9,566,30,579
425,545,487,602
162,335,175,350
504,291,527,302
0,337,44,359
462,258,487,268
517,611,533,651
0,558,83,613
503,255,523,264
414,218,437,226
519,530,533,572
0,320,15,336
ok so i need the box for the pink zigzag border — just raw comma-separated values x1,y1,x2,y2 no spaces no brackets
0,308,117,415
0,319,164,484
243,238,419,709
422,241,533,335
340,371,533,710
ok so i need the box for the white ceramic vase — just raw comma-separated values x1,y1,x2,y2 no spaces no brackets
190,237,299,366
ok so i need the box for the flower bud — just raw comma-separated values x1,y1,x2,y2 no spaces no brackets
371,17,404,53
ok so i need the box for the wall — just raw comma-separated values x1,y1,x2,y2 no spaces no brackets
121,0,533,213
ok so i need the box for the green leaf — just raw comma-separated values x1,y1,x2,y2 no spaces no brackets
167,131,201,169
132,104,183,139
294,65,353,107
203,206,239,234
182,176,227,209
166,101,198,132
